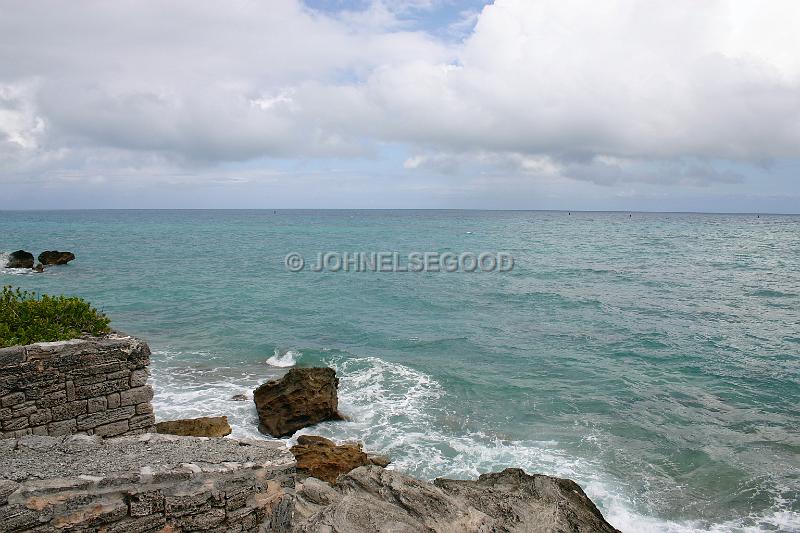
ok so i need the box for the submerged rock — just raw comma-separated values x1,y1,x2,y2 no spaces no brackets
32,263,44,273
291,435,372,484
155,416,232,437
230,393,248,401
293,466,620,533
38,250,75,265
6,250,34,268
253,367,343,438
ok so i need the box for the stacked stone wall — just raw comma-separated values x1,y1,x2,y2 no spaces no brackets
0,335,155,439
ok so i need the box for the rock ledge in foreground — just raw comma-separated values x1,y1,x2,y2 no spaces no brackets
294,465,621,533
0,433,294,532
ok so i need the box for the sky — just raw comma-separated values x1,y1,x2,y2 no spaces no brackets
1,0,799,212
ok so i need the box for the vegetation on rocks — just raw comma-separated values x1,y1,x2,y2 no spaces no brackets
0,285,110,347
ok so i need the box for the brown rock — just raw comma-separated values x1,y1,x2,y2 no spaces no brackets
32,263,44,273
291,435,371,484
253,367,342,437
155,416,231,437
230,394,248,401
37,250,76,265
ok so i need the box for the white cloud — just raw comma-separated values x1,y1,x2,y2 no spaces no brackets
0,0,799,191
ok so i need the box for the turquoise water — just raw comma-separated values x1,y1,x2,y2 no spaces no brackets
2,210,798,532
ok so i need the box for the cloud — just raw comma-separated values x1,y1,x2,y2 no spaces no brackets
0,0,799,192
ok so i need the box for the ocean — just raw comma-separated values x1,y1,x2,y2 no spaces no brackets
1,209,798,532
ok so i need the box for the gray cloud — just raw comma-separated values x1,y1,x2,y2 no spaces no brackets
1,0,799,193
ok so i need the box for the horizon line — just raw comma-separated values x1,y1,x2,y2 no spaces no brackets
0,208,798,216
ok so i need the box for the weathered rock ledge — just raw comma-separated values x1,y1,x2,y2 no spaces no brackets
294,465,621,533
0,433,295,532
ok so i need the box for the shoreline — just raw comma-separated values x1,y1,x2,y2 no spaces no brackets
147,348,797,533
0,334,623,532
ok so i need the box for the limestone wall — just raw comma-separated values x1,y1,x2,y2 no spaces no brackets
0,433,295,532
0,334,155,439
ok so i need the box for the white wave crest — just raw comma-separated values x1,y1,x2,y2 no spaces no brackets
266,348,301,367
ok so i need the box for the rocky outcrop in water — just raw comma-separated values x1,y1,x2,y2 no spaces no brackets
37,250,75,265
291,435,372,483
5,250,34,269
155,415,232,437
253,367,343,437
293,466,620,533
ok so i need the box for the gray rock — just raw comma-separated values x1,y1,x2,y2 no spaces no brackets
293,465,620,533
0,433,295,532
368,453,391,468
435,467,621,533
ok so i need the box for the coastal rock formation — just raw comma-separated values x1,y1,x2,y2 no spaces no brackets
32,263,44,273
253,367,342,437
291,435,371,483
5,250,34,269
0,433,295,532
293,466,620,533
434,468,621,533
155,415,232,437
37,250,76,265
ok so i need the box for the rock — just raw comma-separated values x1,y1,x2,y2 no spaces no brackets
6,250,34,268
434,468,621,533
294,476,342,524
253,367,343,437
291,435,371,484
292,466,620,533
32,263,44,273
37,250,76,265
155,416,232,437
230,393,248,401
367,454,391,468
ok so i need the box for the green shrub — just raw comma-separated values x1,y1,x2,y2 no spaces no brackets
0,286,110,348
